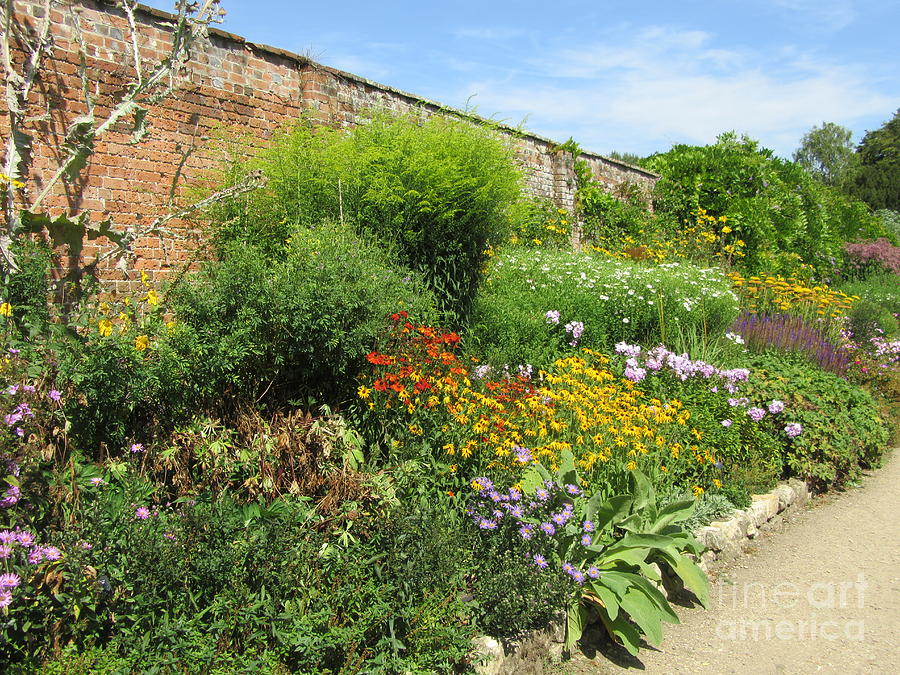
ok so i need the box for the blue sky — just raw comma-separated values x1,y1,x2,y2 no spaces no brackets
143,0,898,159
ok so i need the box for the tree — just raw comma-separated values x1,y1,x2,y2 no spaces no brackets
849,110,900,211
793,122,857,187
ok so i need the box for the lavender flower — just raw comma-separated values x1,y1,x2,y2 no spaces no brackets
42,546,61,561
478,518,497,530
785,422,803,438
535,488,550,502
135,506,151,520
540,522,556,536
582,520,595,532
581,533,592,546
721,419,733,427
571,569,586,584
565,484,581,496
48,389,61,402
545,310,561,325
0,573,21,589
768,400,785,414
533,554,548,568
747,407,766,422
130,443,144,454
0,545,10,559
519,524,534,540
587,566,601,579
0,590,11,609
15,531,34,547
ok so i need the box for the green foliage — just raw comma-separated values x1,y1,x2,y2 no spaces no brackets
745,352,889,488
849,109,900,211
579,180,652,243
509,198,573,248
793,121,857,187
469,247,740,366
876,209,900,243
510,456,708,655
169,221,438,407
659,491,738,531
213,110,523,320
838,272,900,316
645,132,886,274
847,299,899,342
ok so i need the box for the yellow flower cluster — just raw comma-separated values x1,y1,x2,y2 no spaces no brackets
729,272,856,319
440,350,719,491
589,209,745,264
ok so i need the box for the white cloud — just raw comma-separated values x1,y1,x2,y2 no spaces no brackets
452,27,894,157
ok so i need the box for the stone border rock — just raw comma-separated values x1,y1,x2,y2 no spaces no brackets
471,478,811,674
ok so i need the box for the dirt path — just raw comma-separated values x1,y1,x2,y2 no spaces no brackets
565,448,900,675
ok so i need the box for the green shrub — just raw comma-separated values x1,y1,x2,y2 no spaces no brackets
469,247,740,366
847,298,899,342
838,273,900,316
645,132,887,274
745,351,889,487
169,221,438,407
213,110,523,320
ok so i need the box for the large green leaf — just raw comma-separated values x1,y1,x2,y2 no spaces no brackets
589,582,621,621
592,494,633,531
596,604,643,655
619,587,664,646
630,470,656,513
658,548,709,608
650,498,697,533
558,448,578,488
565,600,591,650
520,463,552,495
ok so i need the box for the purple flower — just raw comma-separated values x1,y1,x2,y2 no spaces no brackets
519,524,534,540
0,545,11,559
747,407,766,422
79,541,93,550
163,532,176,541
571,569,586,584
545,310,561,325
48,390,61,402
509,505,524,519
540,522,556,536
0,590,11,609
22,385,35,394
768,400,785,414
721,419,733,428
89,477,105,487
473,364,492,379
478,518,497,530
587,566,600,579
4,385,18,395
581,533,592,546
562,562,574,574
785,422,803,438
130,443,144,454
15,531,34,547
0,573,21,589
135,506,151,520
0,485,19,507
0,531,15,545
582,520,595,532
533,554,548,568
7,348,19,356
551,512,567,526
535,488,550,502
42,546,61,561
28,547,44,564
514,446,533,465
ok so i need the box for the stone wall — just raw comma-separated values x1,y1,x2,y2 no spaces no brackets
4,0,657,288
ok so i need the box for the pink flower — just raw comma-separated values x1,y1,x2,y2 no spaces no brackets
135,506,151,520
0,590,12,609
48,390,61,402
0,572,21,589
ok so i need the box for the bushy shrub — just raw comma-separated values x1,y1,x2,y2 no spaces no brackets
745,352,889,487
838,273,900,317
843,237,900,278
645,133,887,274
847,299,899,343
469,247,740,366
213,110,523,320
169,221,438,407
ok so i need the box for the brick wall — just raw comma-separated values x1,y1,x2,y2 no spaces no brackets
3,0,658,289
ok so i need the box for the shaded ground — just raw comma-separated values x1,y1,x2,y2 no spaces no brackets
562,448,900,675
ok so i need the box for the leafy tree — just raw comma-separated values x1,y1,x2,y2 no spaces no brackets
793,122,857,187
850,110,900,211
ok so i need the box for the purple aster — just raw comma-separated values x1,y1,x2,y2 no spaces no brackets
0,544,11,559
130,443,144,454
15,531,34,547
0,530,18,545
7,348,19,355
507,488,522,502
79,541,93,550
509,505,524,519
0,590,11,609
28,547,44,564
583,520,595,532
519,524,534,540
478,518,497,530
540,522,556,536
22,385,35,394
562,562,574,575
5,385,18,395
42,546,61,561
587,566,601,579
747,407,766,422
581,533,592,546
488,490,502,503
163,532,176,541
535,488,550,502
551,512,567,526
545,310,561,325
565,484,582,496
533,554,548,568
89,477,105,487
135,506,151,520
572,570,586,584
0,573,21,589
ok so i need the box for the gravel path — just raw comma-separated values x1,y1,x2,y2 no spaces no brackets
565,448,900,675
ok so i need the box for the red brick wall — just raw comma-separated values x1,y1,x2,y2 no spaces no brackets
3,0,657,290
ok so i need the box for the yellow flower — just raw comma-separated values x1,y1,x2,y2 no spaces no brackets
721,226,732,234
692,485,705,498
140,271,150,286
166,320,177,332
135,335,149,351
145,290,159,306
0,302,11,317
98,319,113,337
0,172,25,189
357,385,371,400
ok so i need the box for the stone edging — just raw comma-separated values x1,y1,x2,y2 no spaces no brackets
471,478,811,674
